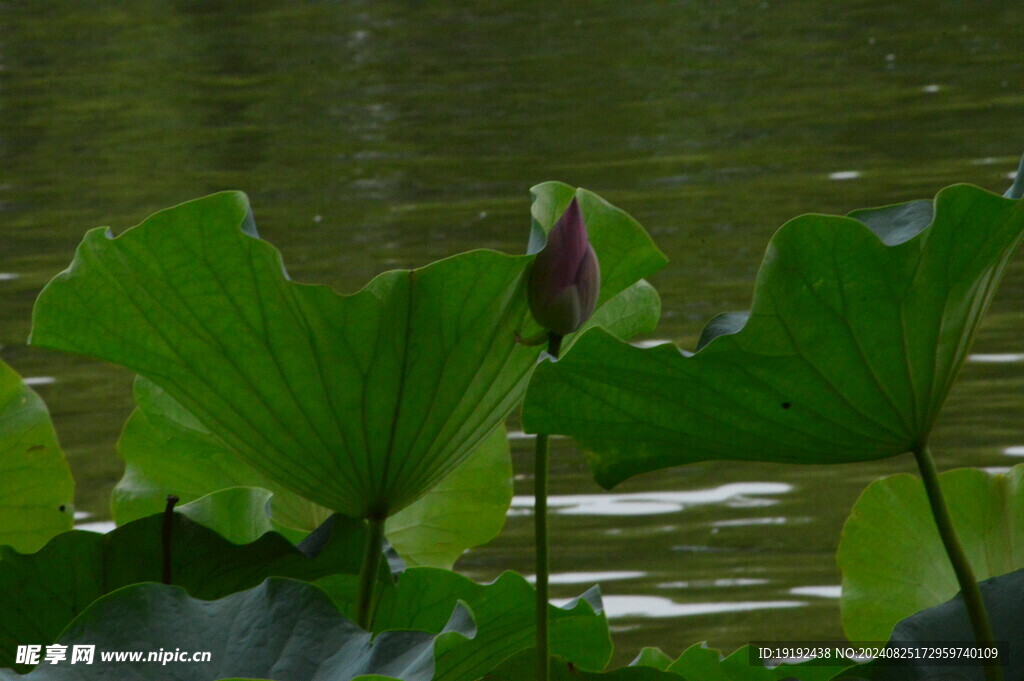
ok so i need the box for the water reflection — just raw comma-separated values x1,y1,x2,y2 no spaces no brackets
510,483,792,516
789,586,842,599
589,596,806,619
528,571,646,585
658,578,769,589
711,516,798,528
968,353,1024,363
74,521,116,534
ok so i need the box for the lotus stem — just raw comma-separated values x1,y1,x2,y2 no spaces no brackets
162,494,178,586
356,512,386,630
912,445,1002,681
535,333,563,681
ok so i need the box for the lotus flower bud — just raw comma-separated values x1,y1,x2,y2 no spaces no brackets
528,197,601,336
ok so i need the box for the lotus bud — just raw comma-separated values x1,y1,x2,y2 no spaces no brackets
528,197,601,336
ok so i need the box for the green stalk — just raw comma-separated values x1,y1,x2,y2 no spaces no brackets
161,494,179,586
535,333,562,681
356,513,386,631
912,445,1002,681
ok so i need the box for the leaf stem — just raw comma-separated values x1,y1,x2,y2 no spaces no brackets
535,332,562,681
912,445,1002,681
162,495,178,586
356,512,386,630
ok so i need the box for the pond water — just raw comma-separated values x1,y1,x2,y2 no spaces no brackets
2,1,1023,665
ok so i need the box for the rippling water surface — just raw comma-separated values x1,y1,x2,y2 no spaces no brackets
2,1,1023,664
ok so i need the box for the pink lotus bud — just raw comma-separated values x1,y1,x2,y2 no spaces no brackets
528,198,601,336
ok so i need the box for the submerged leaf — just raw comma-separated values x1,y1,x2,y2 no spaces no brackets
0,358,73,552
524,184,1024,487
32,190,663,518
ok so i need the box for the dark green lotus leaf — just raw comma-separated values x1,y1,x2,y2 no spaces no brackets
0,513,369,671
32,190,663,518
0,358,74,552
491,643,854,681
114,376,513,568
489,652,688,680
523,184,1024,487
0,578,474,680
355,567,611,681
660,643,852,681
630,647,676,671
838,465,1024,642
833,567,1024,681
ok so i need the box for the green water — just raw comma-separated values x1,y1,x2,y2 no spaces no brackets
2,1,1023,664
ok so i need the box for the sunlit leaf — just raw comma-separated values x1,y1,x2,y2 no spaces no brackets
176,487,275,544
114,376,512,567
0,358,73,552
384,425,512,568
838,465,1024,642
112,376,329,534
33,190,664,518
524,185,1024,487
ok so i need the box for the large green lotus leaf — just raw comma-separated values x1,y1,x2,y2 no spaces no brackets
523,184,1024,487
384,424,512,568
0,513,368,670
114,376,513,568
630,647,676,670
175,487,276,544
838,465,1024,642
32,190,663,518
367,567,612,681
834,567,1024,681
112,376,330,533
0,578,474,680
0,358,74,552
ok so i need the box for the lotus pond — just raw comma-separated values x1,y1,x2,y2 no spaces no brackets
1,2,1023,677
